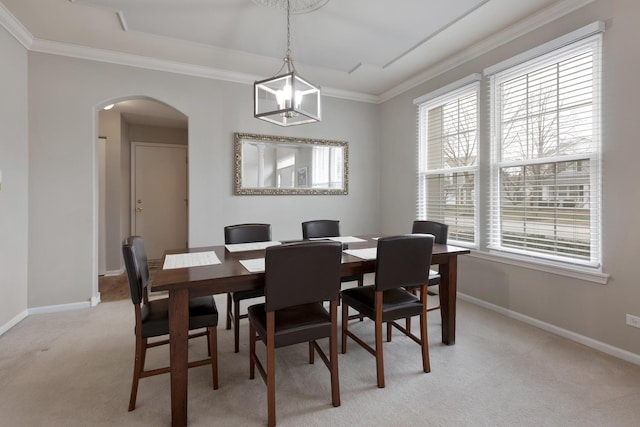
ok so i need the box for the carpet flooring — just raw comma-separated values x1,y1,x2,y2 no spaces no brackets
2,283,640,426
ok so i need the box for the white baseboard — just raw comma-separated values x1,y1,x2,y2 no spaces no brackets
458,292,640,366
104,266,125,277
2,299,97,335
28,300,91,315
91,292,101,307
0,310,29,337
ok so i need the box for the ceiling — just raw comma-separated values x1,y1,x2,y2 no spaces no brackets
106,98,188,128
0,0,588,126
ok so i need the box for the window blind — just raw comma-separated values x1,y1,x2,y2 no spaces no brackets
488,33,602,267
417,80,479,246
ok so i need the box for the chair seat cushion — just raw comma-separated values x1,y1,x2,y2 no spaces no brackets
406,271,440,290
341,285,423,322
247,302,331,348
232,288,265,302
340,274,363,284
140,296,218,338
428,271,441,286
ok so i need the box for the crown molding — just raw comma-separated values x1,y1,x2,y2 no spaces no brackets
378,0,596,103
0,2,34,49
28,37,379,103
29,38,258,85
3,0,595,105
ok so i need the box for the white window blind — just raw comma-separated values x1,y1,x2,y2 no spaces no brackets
417,80,479,246
312,146,342,188
488,33,602,267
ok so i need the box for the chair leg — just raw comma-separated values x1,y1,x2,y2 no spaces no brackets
128,336,147,411
309,341,315,364
329,300,341,407
386,322,392,342
357,276,364,321
234,300,241,353
226,293,232,330
420,286,431,374
374,291,385,388
209,326,219,390
249,322,256,380
266,312,276,427
341,299,349,354
405,288,417,333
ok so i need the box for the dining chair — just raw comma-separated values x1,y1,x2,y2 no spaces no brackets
224,223,272,353
248,240,342,427
409,220,449,316
340,234,434,388
122,236,219,411
301,219,364,288
302,219,365,321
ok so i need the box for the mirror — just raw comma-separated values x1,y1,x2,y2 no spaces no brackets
234,132,348,195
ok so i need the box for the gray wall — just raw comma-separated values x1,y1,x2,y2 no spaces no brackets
0,25,28,328
129,124,187,146
379,0,640,356
26,52,380,308
5,0,640,361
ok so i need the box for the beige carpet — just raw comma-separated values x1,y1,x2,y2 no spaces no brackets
1,293,640,427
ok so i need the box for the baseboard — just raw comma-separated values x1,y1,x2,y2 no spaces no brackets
91,292,101,307
28,300,91,315
0,310,28,337
458,292,640,366
104,266,125,277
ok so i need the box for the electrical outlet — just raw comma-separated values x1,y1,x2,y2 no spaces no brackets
626,314,640,328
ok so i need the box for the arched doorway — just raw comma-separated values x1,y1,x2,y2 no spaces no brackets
96,97,188,301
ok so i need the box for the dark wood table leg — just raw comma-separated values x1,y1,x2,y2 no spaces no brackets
168,288,189,427
439,255,457,345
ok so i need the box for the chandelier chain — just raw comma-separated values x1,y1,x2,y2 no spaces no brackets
286,0,291,59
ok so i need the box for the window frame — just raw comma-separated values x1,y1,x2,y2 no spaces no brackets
415,75,481,248
488,32,602,270
412,22,607,283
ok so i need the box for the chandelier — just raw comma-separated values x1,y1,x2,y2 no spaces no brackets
253,0,323,126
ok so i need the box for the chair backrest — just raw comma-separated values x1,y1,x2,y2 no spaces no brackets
264,241,342,312
375,234,434,292
224,223,272,244
301,220,340,239
122,236,150,305
412,220,448,244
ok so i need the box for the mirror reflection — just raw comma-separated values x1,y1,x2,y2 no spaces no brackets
234,133,348,195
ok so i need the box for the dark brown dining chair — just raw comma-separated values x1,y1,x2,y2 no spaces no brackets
341,234,434,388
410,220,449,314
302,219,365,321
122,236,218,411
302,219,364,288
248,241,342,427
224,223,272,353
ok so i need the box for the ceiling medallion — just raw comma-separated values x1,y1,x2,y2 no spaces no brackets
251,0,330,14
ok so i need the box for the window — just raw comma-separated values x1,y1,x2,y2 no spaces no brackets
414,23,605,278
312,146,342,188
488,32,602,267
415,76,480,246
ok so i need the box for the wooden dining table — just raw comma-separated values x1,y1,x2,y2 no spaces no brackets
152,235,470,427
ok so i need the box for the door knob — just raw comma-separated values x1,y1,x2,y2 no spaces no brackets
136,207,143,212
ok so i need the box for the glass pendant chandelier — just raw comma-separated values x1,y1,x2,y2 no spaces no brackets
254,0,322,126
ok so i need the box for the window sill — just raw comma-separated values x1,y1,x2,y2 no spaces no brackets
468,250,609,285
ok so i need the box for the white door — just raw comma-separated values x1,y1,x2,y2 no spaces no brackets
132,143,188,260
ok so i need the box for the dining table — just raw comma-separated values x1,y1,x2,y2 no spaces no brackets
152,235,470,427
